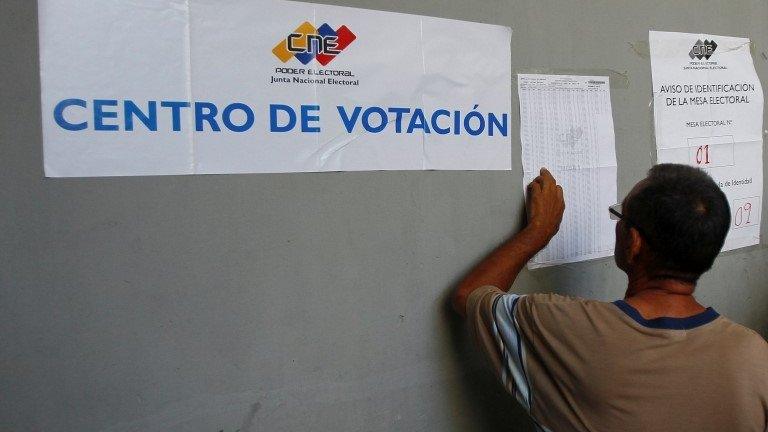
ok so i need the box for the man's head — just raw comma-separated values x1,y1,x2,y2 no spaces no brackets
614,164,730,283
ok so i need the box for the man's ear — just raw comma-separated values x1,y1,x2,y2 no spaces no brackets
627,227,643,265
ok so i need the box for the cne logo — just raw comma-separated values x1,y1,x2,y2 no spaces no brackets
689,39,717,60
272,21,356,66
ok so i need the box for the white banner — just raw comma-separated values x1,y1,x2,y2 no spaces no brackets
650,30,764,250
38,0,512,177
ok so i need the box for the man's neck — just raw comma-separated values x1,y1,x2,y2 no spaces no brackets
623,273,706,319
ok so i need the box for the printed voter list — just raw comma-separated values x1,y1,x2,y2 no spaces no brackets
650,31,764,251
518,74,618,269
38,0,512,177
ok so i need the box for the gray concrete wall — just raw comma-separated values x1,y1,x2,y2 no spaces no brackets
1,0,766,431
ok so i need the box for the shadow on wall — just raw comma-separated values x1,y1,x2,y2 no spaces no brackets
442,293,536,432
436,195,535,431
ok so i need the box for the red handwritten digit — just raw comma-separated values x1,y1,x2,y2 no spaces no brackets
744,203,752,224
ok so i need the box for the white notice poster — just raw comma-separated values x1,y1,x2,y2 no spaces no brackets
518,74,618,268
650,30,764,250
38,0,512,177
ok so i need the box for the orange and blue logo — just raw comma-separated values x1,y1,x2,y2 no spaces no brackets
272,22,356,66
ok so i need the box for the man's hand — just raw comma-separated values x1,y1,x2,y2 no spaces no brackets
452,167,566,317
525,167,565,248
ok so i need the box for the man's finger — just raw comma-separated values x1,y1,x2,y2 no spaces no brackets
539,167,555,189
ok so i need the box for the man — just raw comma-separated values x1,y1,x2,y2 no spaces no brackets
453,164,768,431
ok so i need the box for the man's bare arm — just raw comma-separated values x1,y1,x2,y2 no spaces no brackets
452,168,565,318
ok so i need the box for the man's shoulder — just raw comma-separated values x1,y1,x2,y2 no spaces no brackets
467,289,620,328
706,317,768,392
470,289,617,316
520,292,617,312
515,293,622,327
711,316,768,354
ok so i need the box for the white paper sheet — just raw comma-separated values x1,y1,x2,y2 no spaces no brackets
517,74,618,268
650,31,764,250
38,0,512,177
